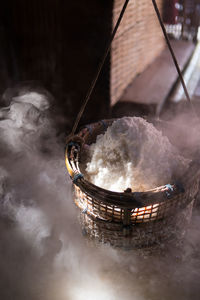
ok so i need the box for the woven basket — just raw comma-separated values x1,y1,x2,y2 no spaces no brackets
65,119,200,249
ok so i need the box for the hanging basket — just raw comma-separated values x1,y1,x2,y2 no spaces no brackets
65,119,200,249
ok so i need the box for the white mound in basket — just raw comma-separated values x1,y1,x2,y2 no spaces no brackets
86,117,189,192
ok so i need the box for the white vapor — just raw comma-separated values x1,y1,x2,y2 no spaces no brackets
0,87,200,300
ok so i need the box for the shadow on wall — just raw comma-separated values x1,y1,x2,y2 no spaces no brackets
111,101,157,119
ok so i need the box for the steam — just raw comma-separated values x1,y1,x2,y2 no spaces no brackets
0,88,200,300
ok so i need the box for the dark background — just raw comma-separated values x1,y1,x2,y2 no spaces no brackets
0,0,113,131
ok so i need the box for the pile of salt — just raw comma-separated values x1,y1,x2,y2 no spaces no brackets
85,117,189,192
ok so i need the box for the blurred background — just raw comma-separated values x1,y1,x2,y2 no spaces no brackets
0,0,200,132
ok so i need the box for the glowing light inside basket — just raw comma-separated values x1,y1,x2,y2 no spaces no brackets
132,204,159,219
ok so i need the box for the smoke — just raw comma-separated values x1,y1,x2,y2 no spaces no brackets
0,88,200,300
158,101,200,158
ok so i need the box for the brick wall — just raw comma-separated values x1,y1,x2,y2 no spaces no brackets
111,0,165,105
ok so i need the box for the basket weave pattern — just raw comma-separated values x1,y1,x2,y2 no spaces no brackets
66,120,200,248
74,182,198,224
80,200,194,249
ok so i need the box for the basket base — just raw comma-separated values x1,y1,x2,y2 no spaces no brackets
79,200,194,250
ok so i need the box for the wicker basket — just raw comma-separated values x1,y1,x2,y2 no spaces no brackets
65,119,200,249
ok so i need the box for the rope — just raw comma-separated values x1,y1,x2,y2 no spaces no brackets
152,0,197,117
71,0,130,135
71,0,196,135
